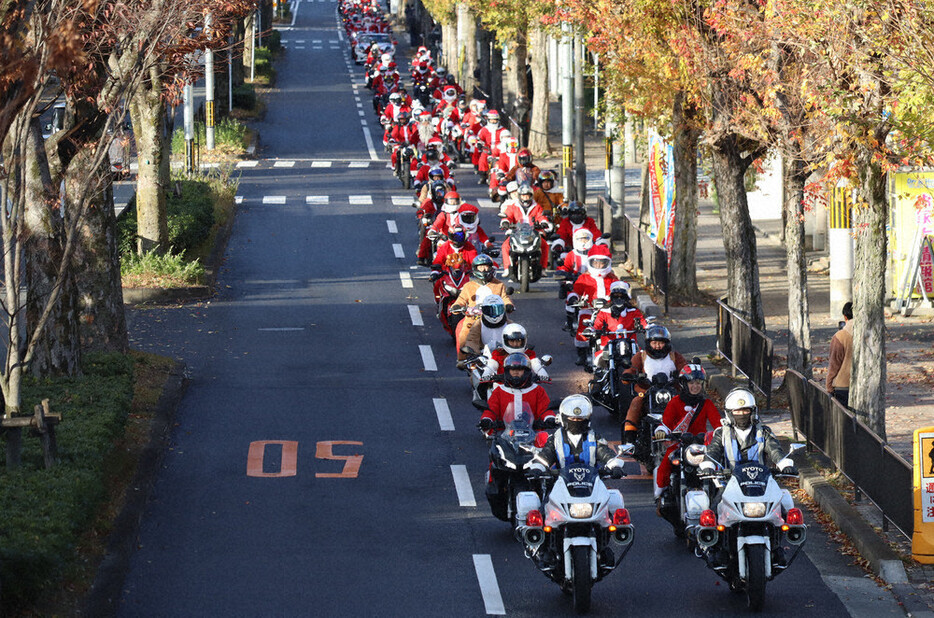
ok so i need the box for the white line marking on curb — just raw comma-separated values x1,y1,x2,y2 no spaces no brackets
419,344,437,371
363,126,378,160
273,160,296,168
393,243,405,258
408,304,423,326
262,196,286,204
311,161,332,168
258,327,305,332
399,271,413,288
349,195,372,205
306,196,329,204
391,196,410,206
452,465,476,506
473,555,506,615
433,398,454,430
387,220,398,233
358,109,365,117
237,160,259,168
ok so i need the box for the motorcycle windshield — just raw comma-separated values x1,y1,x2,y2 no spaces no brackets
733,461,770,497
560,463,598,498
515,222,536,243
503,402,534,444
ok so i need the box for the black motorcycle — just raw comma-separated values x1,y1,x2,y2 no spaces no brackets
582,325,639,417
393,144,415,189
621,371,678,469
656,431,711,542
480,402,555,526
502,220,551,293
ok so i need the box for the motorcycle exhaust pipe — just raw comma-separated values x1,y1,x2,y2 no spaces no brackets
785,525,806,545
697,527,719,550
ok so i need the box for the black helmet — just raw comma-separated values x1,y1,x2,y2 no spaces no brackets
431,180,448,203
502,353,533,389
567,202,586,225
426,149,441,164
644,325,672,359
678,363,707,406
472,254,495,283
448,226,467,248
517,148,532,167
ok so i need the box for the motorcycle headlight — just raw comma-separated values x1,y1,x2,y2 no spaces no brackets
569,503,593,519
655,391,672,405
742,502,767,518
685,446,706,467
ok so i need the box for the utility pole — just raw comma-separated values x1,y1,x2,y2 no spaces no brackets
574,37,586,204
184,81,195,175
561,24,574,202
205,12,215,151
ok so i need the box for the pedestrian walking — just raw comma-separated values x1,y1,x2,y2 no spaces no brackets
826,301,854,407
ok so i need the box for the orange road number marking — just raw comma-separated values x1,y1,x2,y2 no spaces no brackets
315,441,364,478
247,441,299,477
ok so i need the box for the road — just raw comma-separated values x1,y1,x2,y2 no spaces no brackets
117,0,902,615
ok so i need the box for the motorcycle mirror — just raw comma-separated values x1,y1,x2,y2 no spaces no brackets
487,235,497,243
540,354,553,366
581,328,595,339
645,316,657,324
601,232,612,239
535,431,549,448
652,372,668,385
582,319,593,327
837,320,846,330
691,356,702,365
680,432,694,444
460,345,477,355
788,443,806,456
506,286,516,295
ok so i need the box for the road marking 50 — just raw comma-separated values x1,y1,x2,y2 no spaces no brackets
246,440,363,478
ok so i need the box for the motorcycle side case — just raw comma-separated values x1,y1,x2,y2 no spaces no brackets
515,491,541,523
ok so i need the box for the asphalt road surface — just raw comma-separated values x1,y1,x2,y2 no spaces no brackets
118,1,903,615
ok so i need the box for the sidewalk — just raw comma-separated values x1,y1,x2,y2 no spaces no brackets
532,99,934,610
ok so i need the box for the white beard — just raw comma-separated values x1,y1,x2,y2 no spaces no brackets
418,123,435,145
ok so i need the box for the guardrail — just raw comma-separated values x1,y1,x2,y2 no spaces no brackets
786,369,914,537
614,210,668,314
716,297,773,409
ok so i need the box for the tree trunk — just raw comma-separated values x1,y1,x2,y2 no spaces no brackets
783,156,812,378
65,145,128,353
710,137,765,331
441,21,456,70
669,94,700,300
457,5,477,97
639,157,651,230
505,29,528,116
24,119,82,377
231,20,245,89
491,39,504,111
528,25,550,156
129,69,170,255
850,146,888,437
477,26,491,100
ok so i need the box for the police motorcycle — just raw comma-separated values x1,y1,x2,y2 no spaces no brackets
656,431,713,543
479,402,556,526
695,443,807,611
515,396,634,614
501,219,551,294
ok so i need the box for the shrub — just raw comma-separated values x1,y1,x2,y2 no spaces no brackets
0,352,134,611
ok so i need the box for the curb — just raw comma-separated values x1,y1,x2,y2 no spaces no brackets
83,361,189,617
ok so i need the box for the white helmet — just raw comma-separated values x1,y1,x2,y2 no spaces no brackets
559,394,593,436
723,388,757,429
480,294,506,326
586,245,613,278
572,229,594,254
501,323,528,354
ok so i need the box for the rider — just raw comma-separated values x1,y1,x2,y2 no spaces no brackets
452,255,514,357
463,294,511,363
590,281,648,369
499,182,552,275
653,364,722,501
699,388,797,511
557,228,594,284
505,148,541,186
416,182,454,266
552,202,604,260
621,325,688,448
457,203,495,254
431,225,478,272
533,170,565,221
479,353,555,433
567,244,619,368
528,394,626,475
481,323,549,382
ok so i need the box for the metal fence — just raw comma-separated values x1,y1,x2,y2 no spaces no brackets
785,369,914,537
716,297,773,409
613,210,668,314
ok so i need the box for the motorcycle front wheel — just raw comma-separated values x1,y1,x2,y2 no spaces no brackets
571,545,592,614
745,543,767,611
519,258,530,293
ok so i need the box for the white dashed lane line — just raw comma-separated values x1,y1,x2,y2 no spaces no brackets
399,271,413,288
407,304,423,326
419,345,437,371
262,196,287,204
348,161,369,168
386,219,398,233
433,398,454,431
273,160,296,168
451,465,476,506
306,196,329,204
391,196,410,206
392,243,405,259
310,161,332,168
473,555,506,615
237,160,258,168
349,195,372,205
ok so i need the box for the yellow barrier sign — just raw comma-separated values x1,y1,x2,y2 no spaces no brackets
913,427,934,562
